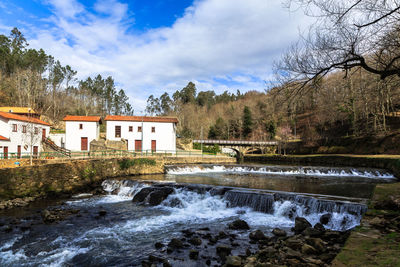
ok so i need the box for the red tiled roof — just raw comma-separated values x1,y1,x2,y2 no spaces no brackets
63,115,102,122
0,135,10,141
0,111,51,126
104,115,178,123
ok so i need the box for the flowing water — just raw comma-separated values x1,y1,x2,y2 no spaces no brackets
0,164,396,266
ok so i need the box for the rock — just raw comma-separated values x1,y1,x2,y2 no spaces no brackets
168,238,183,250
285,236,303,250
41,209,58,223
19,223,31,231
148,254,164,263
272,228,286,237
141,260,151,267
303,227,324,237
132,187,155,203
217,231,228,239
257,247,276,262
301,244,318,255
225,255,242,266
285,248,302,259
249,230,267,240
306,238,325,253
182,229,194,237
320,213,332,225
370,217,386,228
189,237,202,246
148,187,174,206
189,249,199,260
155,242,164,249
98,210,107,216
163,260,172,267
210,187,231,196
228,219,250,230
216,245,232,260
313,223,325,232
293,217,312,234
322,230,341,241
2,225,12,233
164,197,182,208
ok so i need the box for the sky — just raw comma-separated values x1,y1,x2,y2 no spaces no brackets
0,0,312,113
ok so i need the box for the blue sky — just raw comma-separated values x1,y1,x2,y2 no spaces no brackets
0,0,311,112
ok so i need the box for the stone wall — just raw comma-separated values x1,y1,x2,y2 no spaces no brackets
0,156,235,202
244,155,400,178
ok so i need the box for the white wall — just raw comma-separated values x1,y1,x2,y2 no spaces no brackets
0,117,50,155
49,133,66,148
106,120,176,152
65,121,99,151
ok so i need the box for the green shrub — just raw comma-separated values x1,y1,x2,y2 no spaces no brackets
193,143,221,154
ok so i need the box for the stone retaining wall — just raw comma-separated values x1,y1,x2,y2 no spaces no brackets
0,156,235,202
244,155,400,178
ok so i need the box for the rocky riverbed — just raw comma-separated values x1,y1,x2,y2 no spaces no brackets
1,165,395,267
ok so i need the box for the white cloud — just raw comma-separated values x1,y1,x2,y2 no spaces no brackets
11,0,313,112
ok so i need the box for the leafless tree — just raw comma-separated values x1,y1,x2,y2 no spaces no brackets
277,0,400,89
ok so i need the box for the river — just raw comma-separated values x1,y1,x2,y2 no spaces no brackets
0,163,395,266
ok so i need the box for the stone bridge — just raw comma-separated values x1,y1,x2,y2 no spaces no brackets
193,139,278,162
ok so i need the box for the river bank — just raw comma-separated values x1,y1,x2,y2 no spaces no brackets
332,182,400,266
0,156,235,209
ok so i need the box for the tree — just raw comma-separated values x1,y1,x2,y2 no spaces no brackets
208,117,227,139
279,0,400,90
265,120,277,140
196,90,216,107
180,82,197,104
242,106,253,139
160,92,173,115
145,95,161,115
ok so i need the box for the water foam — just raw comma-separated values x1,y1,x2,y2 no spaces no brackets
167,165,395,179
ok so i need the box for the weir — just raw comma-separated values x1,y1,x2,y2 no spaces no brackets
165,164,395,179
102,179,369,231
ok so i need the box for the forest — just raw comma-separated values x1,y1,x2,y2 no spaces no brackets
0,28,133,125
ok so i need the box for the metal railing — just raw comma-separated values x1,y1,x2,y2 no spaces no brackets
0,149,233,160
193,139,278,146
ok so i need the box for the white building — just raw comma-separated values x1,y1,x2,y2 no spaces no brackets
63,115,101,151
0,111,51,158
104,115,178,152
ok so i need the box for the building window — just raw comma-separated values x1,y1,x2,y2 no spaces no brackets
34,127,38,134
138,126,142,132
129,126,133,132
22,125,26,133
115,125,121,138
12,124,17,132
79,124,83,129
151,127,155,133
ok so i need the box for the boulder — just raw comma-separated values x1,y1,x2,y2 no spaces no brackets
189,237,202,246
167,238,183,250
272,228,287,237
306,238,326,253
148,187,174,206
293,217,312,234
155,242,164,249
216,245,232,260
301,243,318,255
98,210,107,216
225,255,242,266
249,230,267,241
189,249,199,260
228,219,250,230
132,187,155,203
320,213,332,225
285,236,303,250
217,231,228,239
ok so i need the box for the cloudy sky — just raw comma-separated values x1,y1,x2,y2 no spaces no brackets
0,0,312,112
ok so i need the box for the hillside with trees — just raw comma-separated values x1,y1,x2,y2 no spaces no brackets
0,28,133,124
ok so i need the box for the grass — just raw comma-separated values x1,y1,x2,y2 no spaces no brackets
333,183,400,267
